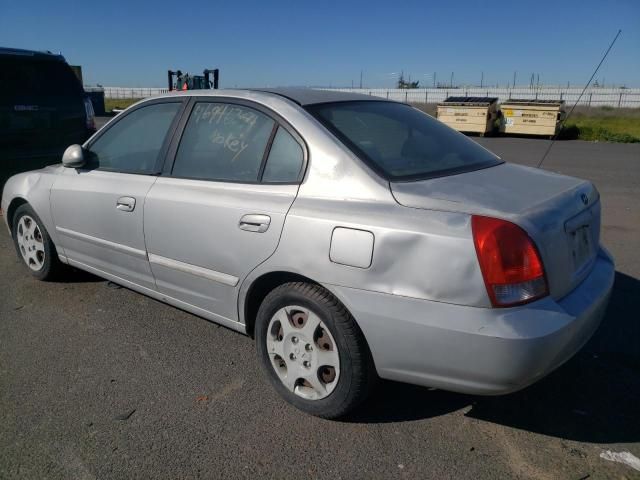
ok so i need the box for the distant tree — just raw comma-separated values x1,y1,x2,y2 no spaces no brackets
397,74,420,89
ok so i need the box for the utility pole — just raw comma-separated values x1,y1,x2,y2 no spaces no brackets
513,71,517,88
450,72,454,88
480,71,484,88
359,70,363,89
433,72,436,88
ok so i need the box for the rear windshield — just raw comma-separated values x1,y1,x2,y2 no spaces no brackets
0,57,83,104
306,101,501,181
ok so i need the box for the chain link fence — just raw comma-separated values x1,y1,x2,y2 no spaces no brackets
94,86,640,108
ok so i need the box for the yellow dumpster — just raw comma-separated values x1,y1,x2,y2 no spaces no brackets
436,97,499,135
500,99,566,138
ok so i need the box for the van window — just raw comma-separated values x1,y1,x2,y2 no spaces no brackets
0,57,83,105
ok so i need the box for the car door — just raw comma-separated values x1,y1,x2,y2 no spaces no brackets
50,100,185,289
143,99,307,321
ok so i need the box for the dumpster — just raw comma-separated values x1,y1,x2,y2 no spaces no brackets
436,97,499,135
500,99,566,137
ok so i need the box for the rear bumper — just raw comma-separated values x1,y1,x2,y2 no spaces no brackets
327,247,615,395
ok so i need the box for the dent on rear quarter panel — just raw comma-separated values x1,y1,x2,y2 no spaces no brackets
265,197,489,307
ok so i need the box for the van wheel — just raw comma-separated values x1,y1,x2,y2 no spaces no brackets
255,282,376,419
12,204,64,281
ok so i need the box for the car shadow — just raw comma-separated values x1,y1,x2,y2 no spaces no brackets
54,266,106,284
344,271,640,444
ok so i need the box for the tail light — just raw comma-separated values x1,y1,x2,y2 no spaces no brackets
83,97,96,132
471,215,548,307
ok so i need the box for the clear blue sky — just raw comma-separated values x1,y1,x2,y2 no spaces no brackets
2,0,639,88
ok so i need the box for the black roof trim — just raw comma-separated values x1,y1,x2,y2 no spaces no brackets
249,88,303,106
248,88,390,106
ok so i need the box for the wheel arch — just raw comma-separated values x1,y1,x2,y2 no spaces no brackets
242,271,320,338
241,271,378,378
6,197,29,234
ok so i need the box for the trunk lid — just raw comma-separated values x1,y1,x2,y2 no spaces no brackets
391,162,600,300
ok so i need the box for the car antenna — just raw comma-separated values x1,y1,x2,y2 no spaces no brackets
536,29,622,169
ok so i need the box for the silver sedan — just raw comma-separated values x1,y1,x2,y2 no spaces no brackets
1,89,615,418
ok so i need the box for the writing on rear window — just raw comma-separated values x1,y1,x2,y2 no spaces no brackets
173,102,275,182
191,103,263,161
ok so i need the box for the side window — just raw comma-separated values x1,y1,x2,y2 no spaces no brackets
88,102,181,173
173,102,275,182
262,127,304,183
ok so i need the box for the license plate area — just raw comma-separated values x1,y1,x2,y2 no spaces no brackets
569,224,593,271
565,204,596,274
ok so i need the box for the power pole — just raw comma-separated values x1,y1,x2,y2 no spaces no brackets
513,71,517,88
450,72,454,88
433,72,436,88
480,71,484,88
359,70,363,89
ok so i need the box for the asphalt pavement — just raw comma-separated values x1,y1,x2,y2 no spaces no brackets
1,127,639,479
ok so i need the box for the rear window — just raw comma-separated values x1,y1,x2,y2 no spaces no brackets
306,101,501,181
0,57,83,104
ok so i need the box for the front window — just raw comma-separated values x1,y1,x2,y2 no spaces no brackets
87,102,181,174
306,101,501,181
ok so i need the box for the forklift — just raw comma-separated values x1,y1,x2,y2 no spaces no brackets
167,68,219,91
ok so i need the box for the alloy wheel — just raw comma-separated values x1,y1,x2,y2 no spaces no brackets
16,215,46,271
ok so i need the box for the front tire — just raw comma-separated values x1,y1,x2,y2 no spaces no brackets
255,282,376,419
12,204,64,281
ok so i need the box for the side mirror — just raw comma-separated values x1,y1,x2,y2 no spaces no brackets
62,144,86,168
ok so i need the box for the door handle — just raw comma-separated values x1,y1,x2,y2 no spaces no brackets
239,214,271,233
116,196,136,212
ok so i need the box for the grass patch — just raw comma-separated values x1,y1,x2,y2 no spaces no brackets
104,98,142,112
562,107,640,143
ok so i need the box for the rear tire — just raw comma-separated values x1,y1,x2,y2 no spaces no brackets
255,282,377,419
12,204,65,281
